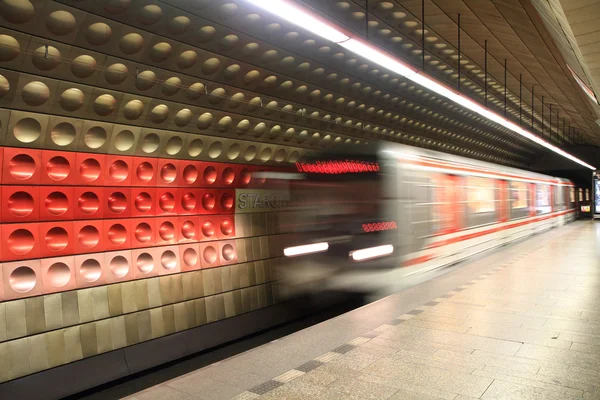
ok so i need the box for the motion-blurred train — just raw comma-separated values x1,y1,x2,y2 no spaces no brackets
279,143,579,295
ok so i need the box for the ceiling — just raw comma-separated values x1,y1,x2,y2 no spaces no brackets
2,0,598,170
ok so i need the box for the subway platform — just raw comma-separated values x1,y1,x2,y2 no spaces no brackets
112,220,600,400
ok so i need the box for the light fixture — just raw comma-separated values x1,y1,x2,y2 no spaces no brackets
242,0,595,170
243,0,350,43
284,242,329,257
350,245,394,261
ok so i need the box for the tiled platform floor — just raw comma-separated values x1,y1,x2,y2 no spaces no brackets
126,221,600,400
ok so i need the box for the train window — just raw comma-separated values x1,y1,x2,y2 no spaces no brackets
579,188,583,202
536,185,551,214
510,182,528,209
466,177,495,213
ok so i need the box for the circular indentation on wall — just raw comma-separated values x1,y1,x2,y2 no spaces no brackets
84,126,107,149
113,129,135,151
236,119,250,135
0,34,19,62
136,253,154,274
0,74,9,98
181,192,196,211
78,191,99,215
274,149,286,162
162,77,181,96
80,258,101,282
188,139,203,157
183,164,198,184
240,169,251,185
13,118,42,143
181,220,196,239
140,133,160,154
138,4,162,25
243,70,260,85
120,32,144,54
159,192,175,212
110,255,129,278
86,22,112,46
8,228,34,255
219,3,238,18
243,146,257,161
45,226,68,251
183,248,198,267
168,16,190,34
135,222,152,242
202,219,215,237
197,112,213,130
108,223,127,245
202,193,215,211
186,82,205,100
160,163,176,183
94,94,116,116
224,64,241,80
175,108,192,127
47,262,71,288
0,0,34,23
46,10,76,36
217,116,232,132
79,158,102,182
136,162,154,183
253,123,267,138
134,192,152,212
178,50,197,69
108,191,127,214
104,63,128,84
222,168,235,185
203,246,217,264
109,160,129,182
161,250,177,270
220,193,234,210
243,43,259,56
78,225,99,249
227,144,240,160
150,104,169,124
9,266,36,293
8,191,34,217
124,99,144,120
268,125,281,139
45,191,68,216
8,153,36,180
165,136,183,155
159,221,175,241
209,87,225,105
220,34,239,50
288,151,300,163
22,81,50,106
150,41,172,62
60,88,84,111
203,166,217,184
46,155,70,181
220,218,233,236
32,45,61,70
105,0,130,14
135,70,156,91
222,244,235,261
208,142,223,159
50,122,76,146
79,258,101,283
230,93,245,108
197,25,216,42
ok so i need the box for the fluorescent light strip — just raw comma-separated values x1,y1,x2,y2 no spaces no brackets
243,0,595,171
350,245,394,261
284,242,329,257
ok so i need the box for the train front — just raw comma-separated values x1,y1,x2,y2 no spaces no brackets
278,147,400,297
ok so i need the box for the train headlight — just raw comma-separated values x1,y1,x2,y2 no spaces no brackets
284,242,329,257
350,245,394,261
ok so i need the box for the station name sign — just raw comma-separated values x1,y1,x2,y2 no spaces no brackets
236,189,290,213
295,160,379,174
